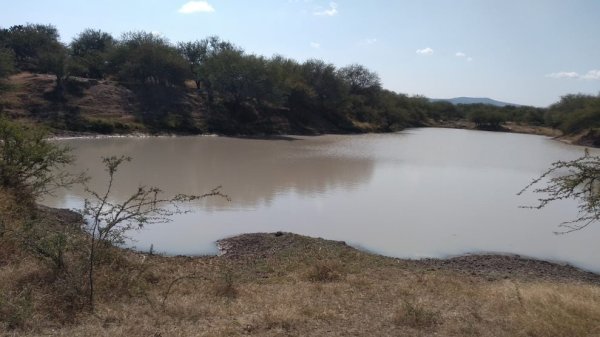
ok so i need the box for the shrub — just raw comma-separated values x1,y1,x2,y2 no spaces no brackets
393,300,441,330
306,260,343,282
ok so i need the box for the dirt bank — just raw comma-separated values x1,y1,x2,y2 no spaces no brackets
218,232,600,284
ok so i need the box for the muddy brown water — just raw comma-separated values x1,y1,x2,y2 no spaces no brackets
45,128,600,272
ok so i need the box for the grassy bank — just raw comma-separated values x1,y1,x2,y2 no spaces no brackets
2,206,599,337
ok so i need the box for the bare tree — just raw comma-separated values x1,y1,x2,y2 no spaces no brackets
518,149,600,234
83,155,228,311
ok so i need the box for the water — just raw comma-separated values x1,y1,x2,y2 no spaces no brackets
45,128,600,272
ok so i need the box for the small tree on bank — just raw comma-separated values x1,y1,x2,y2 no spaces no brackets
0,117,84,202
519,149,600,233
83,155,228,311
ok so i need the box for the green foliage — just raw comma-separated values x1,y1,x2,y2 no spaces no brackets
177,36,236,90
37,42,71,98
546,94,600,133
338,64,381,95
204,50,276,108
428,101,462,121
0,117,83,201
0,48,15,78
111,31,189,87
1,24,61,72
467,105,507,129
6,23,595,136
69,29,115,79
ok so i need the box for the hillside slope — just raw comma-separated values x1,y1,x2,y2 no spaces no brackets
430,97,522,107
0,73,375,136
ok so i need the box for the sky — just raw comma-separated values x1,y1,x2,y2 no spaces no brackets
1,0,599,107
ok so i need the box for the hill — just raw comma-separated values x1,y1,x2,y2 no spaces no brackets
0,73,389,136
430,97,522,107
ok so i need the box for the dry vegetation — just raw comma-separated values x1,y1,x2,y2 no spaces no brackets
1,207,600,337
0,73,147,134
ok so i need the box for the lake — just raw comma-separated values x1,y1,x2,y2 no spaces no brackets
45,128,600,272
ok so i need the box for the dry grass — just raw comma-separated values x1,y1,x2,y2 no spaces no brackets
393,300,441,330
1,228,600,336
305,260,344,282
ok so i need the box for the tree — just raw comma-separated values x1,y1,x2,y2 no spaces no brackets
179,36,240,99
0,117,84,202
337,64,381,95
202,49,278,111
0,48,15,79
177,40,207,89
467,106,506,129
70,29,115,79
38,42,70,97
519,150,600,233
112,31,189,87
300,59,347,112
2,24,61,71
83,155,228,311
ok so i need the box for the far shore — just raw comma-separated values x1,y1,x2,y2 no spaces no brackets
47,123,599,150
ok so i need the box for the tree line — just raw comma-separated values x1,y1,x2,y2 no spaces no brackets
0,23,598,135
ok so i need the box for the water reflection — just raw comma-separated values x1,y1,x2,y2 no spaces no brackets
48,135,377,210
45,129,600,272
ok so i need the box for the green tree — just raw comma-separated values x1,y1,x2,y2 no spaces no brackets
177,40,208,89
0,48,15,79
467,105,506,129
337,64,381,95
203,50,278,110
2,24,61,71
300,59,347,112
0,118,84,202
70,29,115,79
181,37,240,101
38,42,71,97
111,31,189,87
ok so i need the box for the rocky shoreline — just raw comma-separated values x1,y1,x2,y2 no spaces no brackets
217,232,600,284
45,206,600,286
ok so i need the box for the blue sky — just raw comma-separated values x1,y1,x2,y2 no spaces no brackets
1,0,599,106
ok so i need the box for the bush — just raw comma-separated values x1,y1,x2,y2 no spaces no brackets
393,300,441,330
0,117,84,202
306,260,344,282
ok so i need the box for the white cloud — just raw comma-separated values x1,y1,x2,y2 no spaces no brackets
416,47,434,55
546,70,600,80
178,1,215,14
365,38,377,45
314,2,338,16
455,52,473,61
582,69,600,80
546,71,580,79
310,42,321,49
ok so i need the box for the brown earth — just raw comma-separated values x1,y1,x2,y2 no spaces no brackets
0,73,366,136
218,232,600,284
3,206,600,336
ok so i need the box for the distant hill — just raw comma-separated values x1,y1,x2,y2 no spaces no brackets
430,97,522,107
